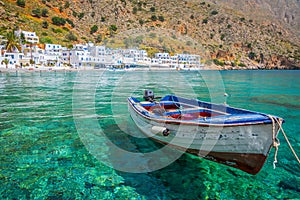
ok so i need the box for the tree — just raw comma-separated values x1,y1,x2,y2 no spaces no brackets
151,15,157,21
90,25,98,34
66,19,75,28
42,21,48,28
52,16,66,26
158,16,164,22
139,19,144,25
78,13,85,20
1,58,9,69
16,0,25,7
150,7,155,12
20,33,26,44
64,1,70,9
32,8,41,18
66,44,73,66
109,25,117,33
29,59,35,67
5,31,21,53
248,52,256,60
211,10,218,15
41,8,48,17
132,7,137,14
95,34,102,43
65,31,77,41
91,12,95,18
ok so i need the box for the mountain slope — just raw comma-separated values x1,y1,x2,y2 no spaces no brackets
208,0,300,38
0,0,299,69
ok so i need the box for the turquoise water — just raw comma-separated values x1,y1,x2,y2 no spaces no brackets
0,70,299,199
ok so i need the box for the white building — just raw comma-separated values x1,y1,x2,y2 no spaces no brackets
176,54,201,66
154,52,172,64
88,45,106,57
122,49,148,63
15,30,39,44
0,52,25,68
45,44,62,56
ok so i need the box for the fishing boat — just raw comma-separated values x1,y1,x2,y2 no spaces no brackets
128,90,284,174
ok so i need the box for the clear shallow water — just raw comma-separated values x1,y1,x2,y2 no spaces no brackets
0,70,299,199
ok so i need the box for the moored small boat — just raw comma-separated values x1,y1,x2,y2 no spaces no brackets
128,90,284,174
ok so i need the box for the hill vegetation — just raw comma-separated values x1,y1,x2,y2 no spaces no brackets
0,0,299,69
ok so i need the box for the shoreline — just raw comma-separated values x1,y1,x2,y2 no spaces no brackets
0,66,299,74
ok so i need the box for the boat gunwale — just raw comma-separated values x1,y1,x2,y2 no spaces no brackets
128,97,273,127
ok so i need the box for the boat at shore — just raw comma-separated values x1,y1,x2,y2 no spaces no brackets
128,90,284,174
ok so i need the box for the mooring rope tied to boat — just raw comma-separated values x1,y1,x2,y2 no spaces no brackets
269,115,300,169
269,115,280,169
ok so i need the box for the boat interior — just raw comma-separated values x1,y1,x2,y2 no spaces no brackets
139,99,228,120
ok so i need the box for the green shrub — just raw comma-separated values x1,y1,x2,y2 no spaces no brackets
151,15,157,21
41,8,48,17
139,19,144,25
72,11,77,17
202,18,208,24
150,7,155,12
65,32,77,41
158,16,165,22
42,21,48,29
64,1,70,9
133,7,137,14
32,8,41,18
66,19,75,28
211,10,218,15
90,25,98,34
40,37,52,44
220,34,225,40
52,16,66,26
248,52,256,60
213,59,224,66
95,34,102,43
78,13,85,20
109,24,118,32
16,0,25,7
52,28,63,33
238,62,246,67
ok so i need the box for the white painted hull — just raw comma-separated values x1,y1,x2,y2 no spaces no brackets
128,103,280,174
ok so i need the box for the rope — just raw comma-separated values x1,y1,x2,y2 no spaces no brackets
274,117,300,164
269,115,280,169
268,115,300,169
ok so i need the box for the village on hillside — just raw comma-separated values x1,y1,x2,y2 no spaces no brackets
0,30,203,71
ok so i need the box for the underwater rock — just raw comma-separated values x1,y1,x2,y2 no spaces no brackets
278,178,300,192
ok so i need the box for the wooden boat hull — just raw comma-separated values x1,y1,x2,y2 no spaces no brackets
128,97,280,175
